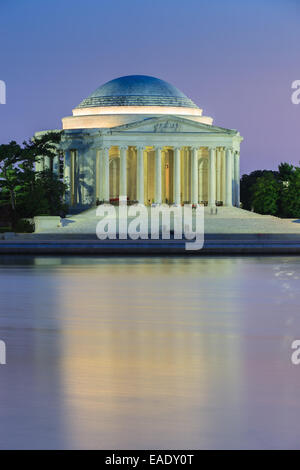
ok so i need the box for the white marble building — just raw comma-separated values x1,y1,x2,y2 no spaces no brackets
38,75,243,210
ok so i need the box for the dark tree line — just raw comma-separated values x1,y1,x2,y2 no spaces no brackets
241,163,300,218
0,132,67,231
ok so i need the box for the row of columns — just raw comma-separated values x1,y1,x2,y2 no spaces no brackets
65,145,240,207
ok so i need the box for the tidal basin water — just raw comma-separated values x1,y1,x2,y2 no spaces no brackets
0,256,300,450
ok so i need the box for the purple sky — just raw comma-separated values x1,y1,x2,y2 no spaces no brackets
0,0,299,174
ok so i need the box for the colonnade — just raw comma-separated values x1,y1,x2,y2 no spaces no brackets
64,145,240,207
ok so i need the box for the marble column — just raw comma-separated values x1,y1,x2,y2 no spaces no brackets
216,148,221,202
44,156,51,170
225,147,233,206
198,159,203,203
96,149,102,201
137,146,144,204
155,146,162,204
184,148,189,202
103,146,110,202
71,147,83,206
63,150,71,204
70,150,77,205
162,149,166,202
234,151,240,207
208,147,216,206
53,154,59,175
221,147,226,204
35,156,43,172
112,159,118,197
119,145,127,199
173,146,181,205
191,147,199,205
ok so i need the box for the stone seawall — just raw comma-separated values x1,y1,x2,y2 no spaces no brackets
1,235,300,255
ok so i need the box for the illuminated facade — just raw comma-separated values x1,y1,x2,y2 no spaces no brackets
38,75,243,209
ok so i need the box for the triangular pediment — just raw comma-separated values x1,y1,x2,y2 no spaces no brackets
106,115,236,135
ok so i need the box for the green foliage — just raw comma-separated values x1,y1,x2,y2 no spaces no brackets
240,170,272,210
17,169,67,217
278,163,294,182
0,141,24,224
241,162,300,218
252,173,279,215
24,131,62,173
0,227,11,233
0,133,67,229
279,167,300,218
14,219,34,233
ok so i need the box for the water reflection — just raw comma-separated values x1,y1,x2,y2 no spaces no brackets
0,256,300,449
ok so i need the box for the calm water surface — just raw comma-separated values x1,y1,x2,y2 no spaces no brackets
0,255,300,449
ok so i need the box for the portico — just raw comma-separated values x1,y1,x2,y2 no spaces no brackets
91,143,240,207
61,117,241,208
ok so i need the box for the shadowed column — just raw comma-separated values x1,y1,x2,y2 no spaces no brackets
96,149,102,201
103,146,110,202
208,147,216,207
216,148,221,202
155,146,162,204
225,147,233,206
191,147,199,205
137,146,145,204
173,147,181,205
63,150,71,205
119,145,127,199
234,151,240,207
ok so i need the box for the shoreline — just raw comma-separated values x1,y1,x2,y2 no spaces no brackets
1,233,300,255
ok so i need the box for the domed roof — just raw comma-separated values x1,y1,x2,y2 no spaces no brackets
76,75,198,109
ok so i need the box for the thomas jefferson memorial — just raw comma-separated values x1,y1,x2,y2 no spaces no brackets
42,75,243,210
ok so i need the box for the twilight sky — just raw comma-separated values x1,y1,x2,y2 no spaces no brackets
0,0,299,174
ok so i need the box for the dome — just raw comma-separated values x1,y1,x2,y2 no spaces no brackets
63,74,213,130
76,75,198,109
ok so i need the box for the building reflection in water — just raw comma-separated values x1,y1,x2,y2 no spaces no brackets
1,256,300,449
56,257,244,449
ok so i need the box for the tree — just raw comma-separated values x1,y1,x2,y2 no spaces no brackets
240,170,275,210
24,131,62,173
252,173,279,215
278,162,294,183
17,169,67,218
279,167,300,218
0,134,67,229
0,141,23,223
